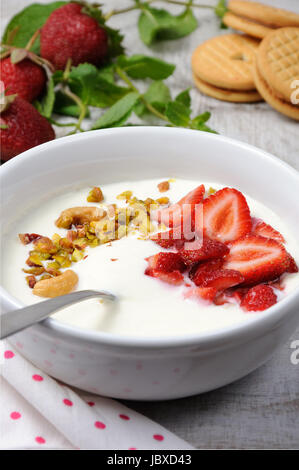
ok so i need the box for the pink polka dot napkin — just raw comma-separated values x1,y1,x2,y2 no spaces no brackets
0,341,193,450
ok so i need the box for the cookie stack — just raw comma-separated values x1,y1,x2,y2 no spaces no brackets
223,0,299,38
253,27,299,120
191,0,299,121
192,34,262,103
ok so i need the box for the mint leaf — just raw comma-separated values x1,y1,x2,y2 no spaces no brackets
68,63,129,108
92,92,140,129
191,112,217,133
215,0,228,19
165,101,191,127
138,6,197,46
82,5,124,57
34,76,55,118
214,0,228,28
175,88,191,109
2,2,66,54
97,63,116,84
135,81,171,116
116,55,175,80
53,91,89,118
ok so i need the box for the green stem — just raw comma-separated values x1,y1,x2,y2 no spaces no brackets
106,0,214,18
115,66,171,124
104,0,158,19
62,87,86,132
164,0,213,8
49,118,78,127
63,58,72,81
104,5,138,20
61,59,86,133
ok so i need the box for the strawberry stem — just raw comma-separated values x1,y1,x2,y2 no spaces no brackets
25,29,40,51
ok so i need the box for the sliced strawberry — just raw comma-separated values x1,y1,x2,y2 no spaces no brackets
286,254,298,273
203,187,252,243
152,184,205,228
150,231,176,249
145,268,184,285
193,268,244,289
150,226,194,250
223,234,290,285
213,287,249,306
179,239,229,266
189,258,224,282
252,218,285,243
184,287,217,302
213,292,227,305
241,284,277,311
146,252,186,273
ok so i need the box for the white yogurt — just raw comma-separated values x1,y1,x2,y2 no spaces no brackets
2,178,299,336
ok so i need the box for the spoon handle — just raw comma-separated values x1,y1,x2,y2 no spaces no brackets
0,290,116,340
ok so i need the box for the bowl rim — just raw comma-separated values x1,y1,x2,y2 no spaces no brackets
1,126,299,349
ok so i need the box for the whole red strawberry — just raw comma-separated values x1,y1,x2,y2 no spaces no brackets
1,96,55,161
0,57,47,102
40,3,108,70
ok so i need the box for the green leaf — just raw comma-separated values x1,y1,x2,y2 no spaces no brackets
82,5,124,58
175,88,191,109
117,55,175,80
214,0,228,19
2,2,66,54
214,0,228,28
92,92,140,130
97,63,116,84
138,6,197,46
68,63,130,108
52,70,64,85
165,101,191,127
135,81,171,116
191,112,217,133
53,91,89,118
34,76,55,118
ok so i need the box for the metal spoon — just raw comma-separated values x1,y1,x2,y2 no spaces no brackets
0,290,116,340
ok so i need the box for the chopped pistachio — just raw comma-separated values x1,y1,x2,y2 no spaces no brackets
72,248,85,262
33,236,57,254
156,196,169,205
116,190,133,201
26,275,36,288
87,186,103,203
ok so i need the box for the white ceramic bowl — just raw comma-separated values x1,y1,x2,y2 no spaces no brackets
1,127,299,400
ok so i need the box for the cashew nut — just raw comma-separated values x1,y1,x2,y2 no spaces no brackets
55,206,106,229
33,269,78,298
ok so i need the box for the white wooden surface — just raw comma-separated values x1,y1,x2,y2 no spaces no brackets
2,0,299,449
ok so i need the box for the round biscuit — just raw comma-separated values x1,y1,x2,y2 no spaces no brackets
253,59,299,121
191,34,260,91
228,0,299,28
223,12,273,39
193,73,263,103
257,27,299,103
